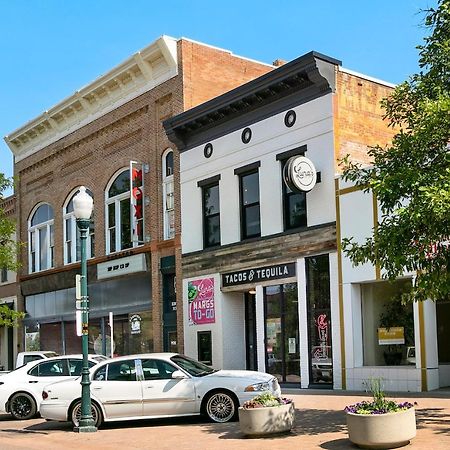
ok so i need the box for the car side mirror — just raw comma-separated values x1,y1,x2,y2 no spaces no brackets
172,370,188,379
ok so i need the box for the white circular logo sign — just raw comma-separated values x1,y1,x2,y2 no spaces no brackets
285,156,317,192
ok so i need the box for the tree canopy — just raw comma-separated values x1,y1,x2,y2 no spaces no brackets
0,173,24,326
341,0,450,303
0,173,18,271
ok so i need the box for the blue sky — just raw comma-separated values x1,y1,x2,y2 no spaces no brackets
0,0,436,193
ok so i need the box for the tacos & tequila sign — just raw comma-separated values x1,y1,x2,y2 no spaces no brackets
222,263,296,287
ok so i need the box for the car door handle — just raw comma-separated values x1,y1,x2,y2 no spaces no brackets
93,387,102,390
28,381,38,383
145,385,154,389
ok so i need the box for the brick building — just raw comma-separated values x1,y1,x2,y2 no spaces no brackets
0,195,18,371
164,52,397,389
4,36,272,357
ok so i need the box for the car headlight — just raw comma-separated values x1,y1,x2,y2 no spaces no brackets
244,381,271,392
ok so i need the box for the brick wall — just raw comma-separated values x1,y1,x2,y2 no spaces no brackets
179,39,273,111
334,70,396,170
13,39,272,353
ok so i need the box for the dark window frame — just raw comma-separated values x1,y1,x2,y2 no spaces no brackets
277,146,307,231
1,267,7,283
199,175,221,248
235,163,261,240
197,331,212,366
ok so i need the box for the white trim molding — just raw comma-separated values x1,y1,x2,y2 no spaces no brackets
5,36,178,162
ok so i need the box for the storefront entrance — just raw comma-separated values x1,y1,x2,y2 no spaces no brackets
245,292,257,371
264,283,300,384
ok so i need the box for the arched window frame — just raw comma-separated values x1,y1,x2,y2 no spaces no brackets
162,149,175,240
28,203,54,273
105,168,136,254
63,188,94,265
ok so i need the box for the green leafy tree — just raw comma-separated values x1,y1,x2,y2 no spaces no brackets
0,173,25,326
341,1,450,303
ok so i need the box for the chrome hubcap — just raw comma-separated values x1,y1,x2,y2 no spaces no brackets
207,393,234,422
73,403,98,427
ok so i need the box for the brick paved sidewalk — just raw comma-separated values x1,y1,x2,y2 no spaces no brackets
0,390,449,450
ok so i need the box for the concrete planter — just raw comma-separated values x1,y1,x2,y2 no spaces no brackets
346,407,416,449
238,402,295,436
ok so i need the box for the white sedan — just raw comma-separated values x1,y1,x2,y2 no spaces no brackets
41,353,280,427
0,354,107,420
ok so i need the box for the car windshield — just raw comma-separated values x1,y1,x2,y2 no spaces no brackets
171,355,216,377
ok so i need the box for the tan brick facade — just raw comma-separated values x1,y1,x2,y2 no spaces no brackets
11,38,272,354
334,69,396,170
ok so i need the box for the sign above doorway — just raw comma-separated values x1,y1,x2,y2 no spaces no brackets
222,262,296,288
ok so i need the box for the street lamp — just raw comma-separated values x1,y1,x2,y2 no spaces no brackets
73,186,96,433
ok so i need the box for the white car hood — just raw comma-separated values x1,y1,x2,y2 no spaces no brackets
206,370,273,382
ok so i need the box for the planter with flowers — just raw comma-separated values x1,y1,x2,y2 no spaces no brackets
238,393,294,436
345,379,416,449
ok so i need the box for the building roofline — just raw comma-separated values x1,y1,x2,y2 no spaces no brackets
5,35,179,162
164,51,341,151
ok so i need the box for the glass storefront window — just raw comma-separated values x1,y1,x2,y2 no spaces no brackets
264,283,300,384
25,323,40,351
306,254,333,385
362,279,413,366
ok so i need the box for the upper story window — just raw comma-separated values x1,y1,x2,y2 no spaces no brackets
282,161,307,230
277,146,307,230
162,149,175,240
1,267,7,283
235,162,261,240
106,169,133,254
28,203,54,273
63,188,94,264
198,175,221,248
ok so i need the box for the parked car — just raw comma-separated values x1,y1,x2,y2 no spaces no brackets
15,351,59,369
41,353,281,427
0,354,107,420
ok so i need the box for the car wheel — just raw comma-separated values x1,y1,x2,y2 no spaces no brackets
10,392,37,420
204,390,238,423
70,400,103,428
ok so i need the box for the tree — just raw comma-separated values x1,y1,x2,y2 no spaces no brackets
341,0,450,304
0,172,24,326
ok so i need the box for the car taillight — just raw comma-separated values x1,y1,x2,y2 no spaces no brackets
42,391,48,400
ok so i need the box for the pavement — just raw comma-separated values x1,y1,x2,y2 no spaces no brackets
0,390,449,450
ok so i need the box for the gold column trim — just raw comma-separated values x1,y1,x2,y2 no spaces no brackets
335,178,346,389
372,192,381,280
418,301,428,391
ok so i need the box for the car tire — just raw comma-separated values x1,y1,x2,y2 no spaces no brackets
10,392,37,420
70,400,103,428
204,390,238,423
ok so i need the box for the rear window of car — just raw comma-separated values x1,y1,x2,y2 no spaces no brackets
28,359,69,377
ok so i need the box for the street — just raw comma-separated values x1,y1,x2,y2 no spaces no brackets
0,391,449,449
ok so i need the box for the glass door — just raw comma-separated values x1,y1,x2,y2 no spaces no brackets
245,292,257,371
264,283,300,384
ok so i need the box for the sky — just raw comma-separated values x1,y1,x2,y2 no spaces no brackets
0,0,437,195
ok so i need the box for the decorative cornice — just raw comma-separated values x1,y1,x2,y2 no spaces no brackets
164,51,341,151
5,35,178,163
0,195,16,217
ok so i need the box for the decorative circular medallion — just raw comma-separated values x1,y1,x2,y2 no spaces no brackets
241,127,252,144
204,143,213,158
284,156,317,192
284,110,296,128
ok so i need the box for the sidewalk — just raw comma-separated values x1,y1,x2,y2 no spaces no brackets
0,390,449,449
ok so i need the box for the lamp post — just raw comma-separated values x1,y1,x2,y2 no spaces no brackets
73,186,96,433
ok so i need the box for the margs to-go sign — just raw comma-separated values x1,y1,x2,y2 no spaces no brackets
188,278,215,325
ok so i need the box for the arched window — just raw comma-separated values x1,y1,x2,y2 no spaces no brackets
63,188,94,264
162,149,175,240
28,204,54,273
105,169,133,253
